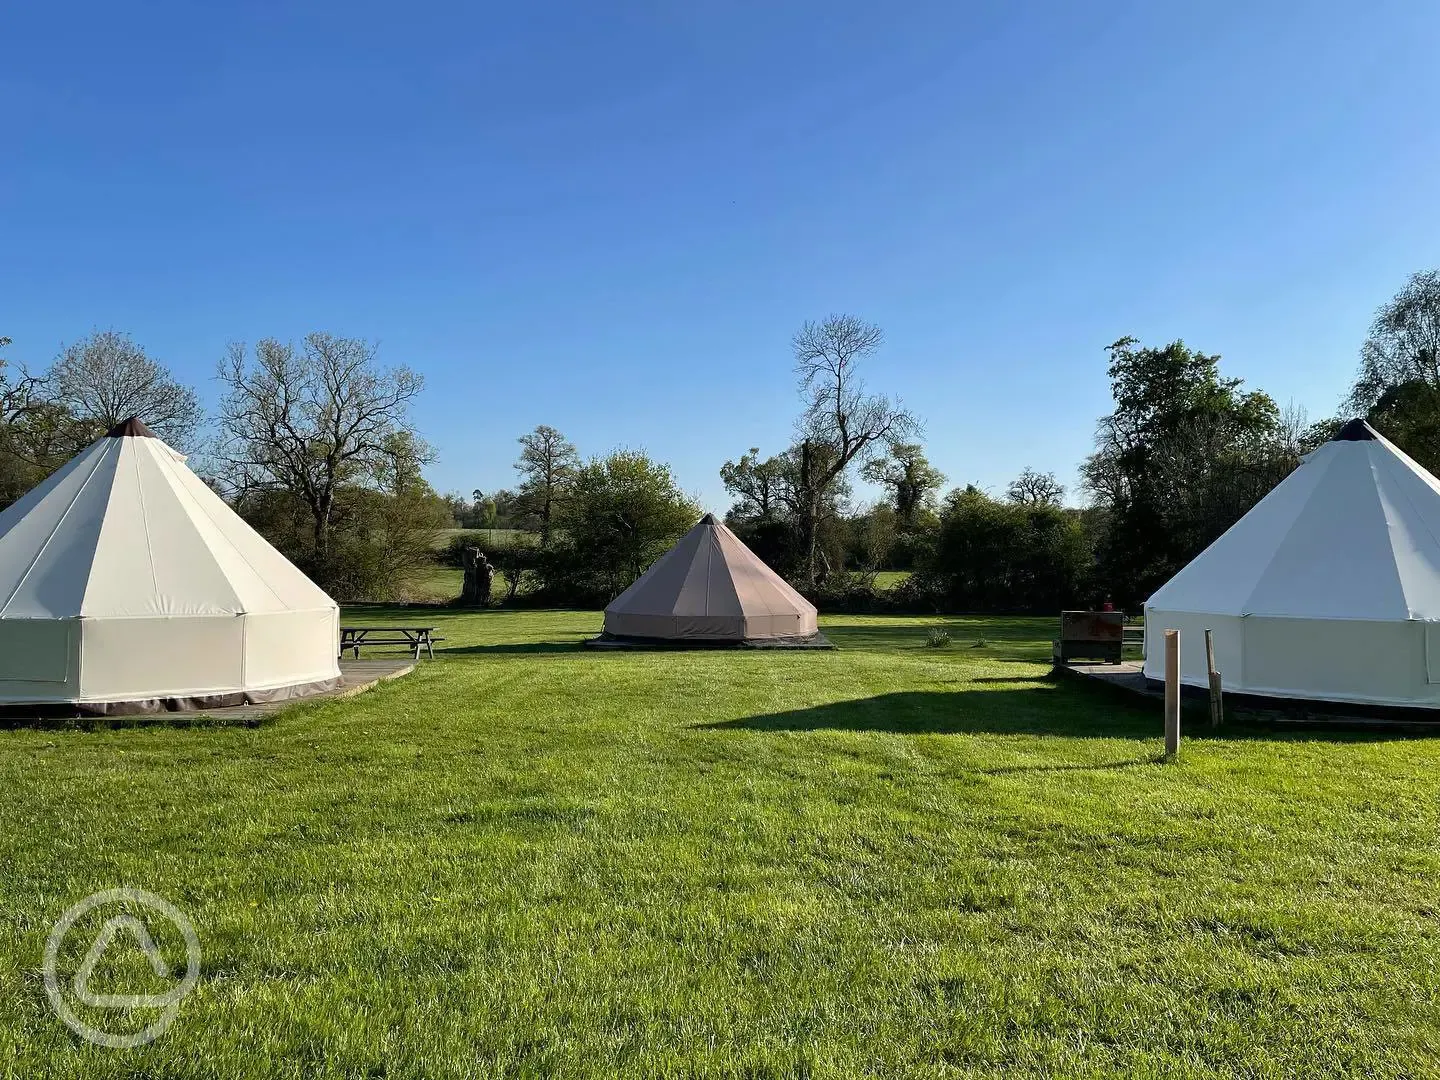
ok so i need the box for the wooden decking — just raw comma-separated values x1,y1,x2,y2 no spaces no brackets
1056,658,1440,731
163,659,416,722
1057,660,1163,699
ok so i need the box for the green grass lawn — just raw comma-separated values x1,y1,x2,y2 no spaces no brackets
2,612,1439,1077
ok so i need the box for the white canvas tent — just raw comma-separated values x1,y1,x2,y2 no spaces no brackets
0,418,340,714
1144,419,1440,708
601,514,824,645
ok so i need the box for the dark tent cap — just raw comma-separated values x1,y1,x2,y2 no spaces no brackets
1332,418,1379,442
699,512,719,526
105,417,157,438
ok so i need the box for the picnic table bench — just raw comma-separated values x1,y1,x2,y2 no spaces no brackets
340,626,444,660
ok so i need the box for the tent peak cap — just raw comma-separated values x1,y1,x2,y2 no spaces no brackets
1332,418,1379,442
105,417,157,439
698,512,719,526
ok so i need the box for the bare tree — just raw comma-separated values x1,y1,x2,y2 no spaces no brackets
1006,467,1066,506
0,337,76,507
213,333,427,566
790,315,917,582
48,330,202,449
515,425,579,546
0,337,48,429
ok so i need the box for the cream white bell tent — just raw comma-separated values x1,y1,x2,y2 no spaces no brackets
1144,418,1440,708
0,418,340,714
600,513,826,645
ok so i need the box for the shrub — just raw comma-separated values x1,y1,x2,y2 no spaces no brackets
925,627,951,648
439,530,532,568
802,570,886,614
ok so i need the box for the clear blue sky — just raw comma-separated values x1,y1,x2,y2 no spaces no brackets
5,1,1439,512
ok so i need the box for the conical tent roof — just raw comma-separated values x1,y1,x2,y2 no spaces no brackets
603,514,819,642
0,419,339,710
1147,420,1440,621
1144,420,1440,707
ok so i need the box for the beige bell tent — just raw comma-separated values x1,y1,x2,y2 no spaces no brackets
598,514,828,646
0,418,341,715
1145,418,1440,708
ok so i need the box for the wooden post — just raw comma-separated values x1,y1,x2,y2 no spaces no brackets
1164,629,1181,757
1204,628,1223,729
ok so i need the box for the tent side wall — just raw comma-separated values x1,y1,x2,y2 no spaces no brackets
78,615,246,700
1242,616,1431,706
603,611,746,640
742,610,817,639
1142,611,1246,690
75,609,340,705
1144,608,1440,707
243,608,341,690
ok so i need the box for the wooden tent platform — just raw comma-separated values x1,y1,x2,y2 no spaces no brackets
164,659,416,722
1058,660,1163,698
0,659,416,728
1056,659,1440,732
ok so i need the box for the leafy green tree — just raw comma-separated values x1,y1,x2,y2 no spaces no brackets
515,425,579,546
911,486,1091,612
721,441,852,580
0,337,69,508
850,502,899,571
541,450,700,601
720,448,788,522
861,443,945,527
1345,270,1440,473
238,481,450,602
1083,337,1295,605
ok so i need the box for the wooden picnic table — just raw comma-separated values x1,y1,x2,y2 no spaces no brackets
340,626,443,660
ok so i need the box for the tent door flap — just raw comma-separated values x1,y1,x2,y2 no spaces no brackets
1425,624,1440,685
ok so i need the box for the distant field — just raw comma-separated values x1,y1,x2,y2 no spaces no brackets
404,565,463,603
874,570,911,590
433,528,535,550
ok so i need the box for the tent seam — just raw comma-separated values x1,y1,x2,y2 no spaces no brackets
0,441,114,618
1363,448,1419,620
704,533,714,617
131,441,162,612
1374,446,1440,620
1234,446,1341,616
150,443,289,610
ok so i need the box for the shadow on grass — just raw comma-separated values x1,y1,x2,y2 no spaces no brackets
705,682,1432,743
703,686,1155,739
821,620,1052,659
980,758,1165,774
969,675,1055,685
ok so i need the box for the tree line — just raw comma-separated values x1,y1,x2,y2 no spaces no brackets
0,330,447,600
6,268,1440,609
